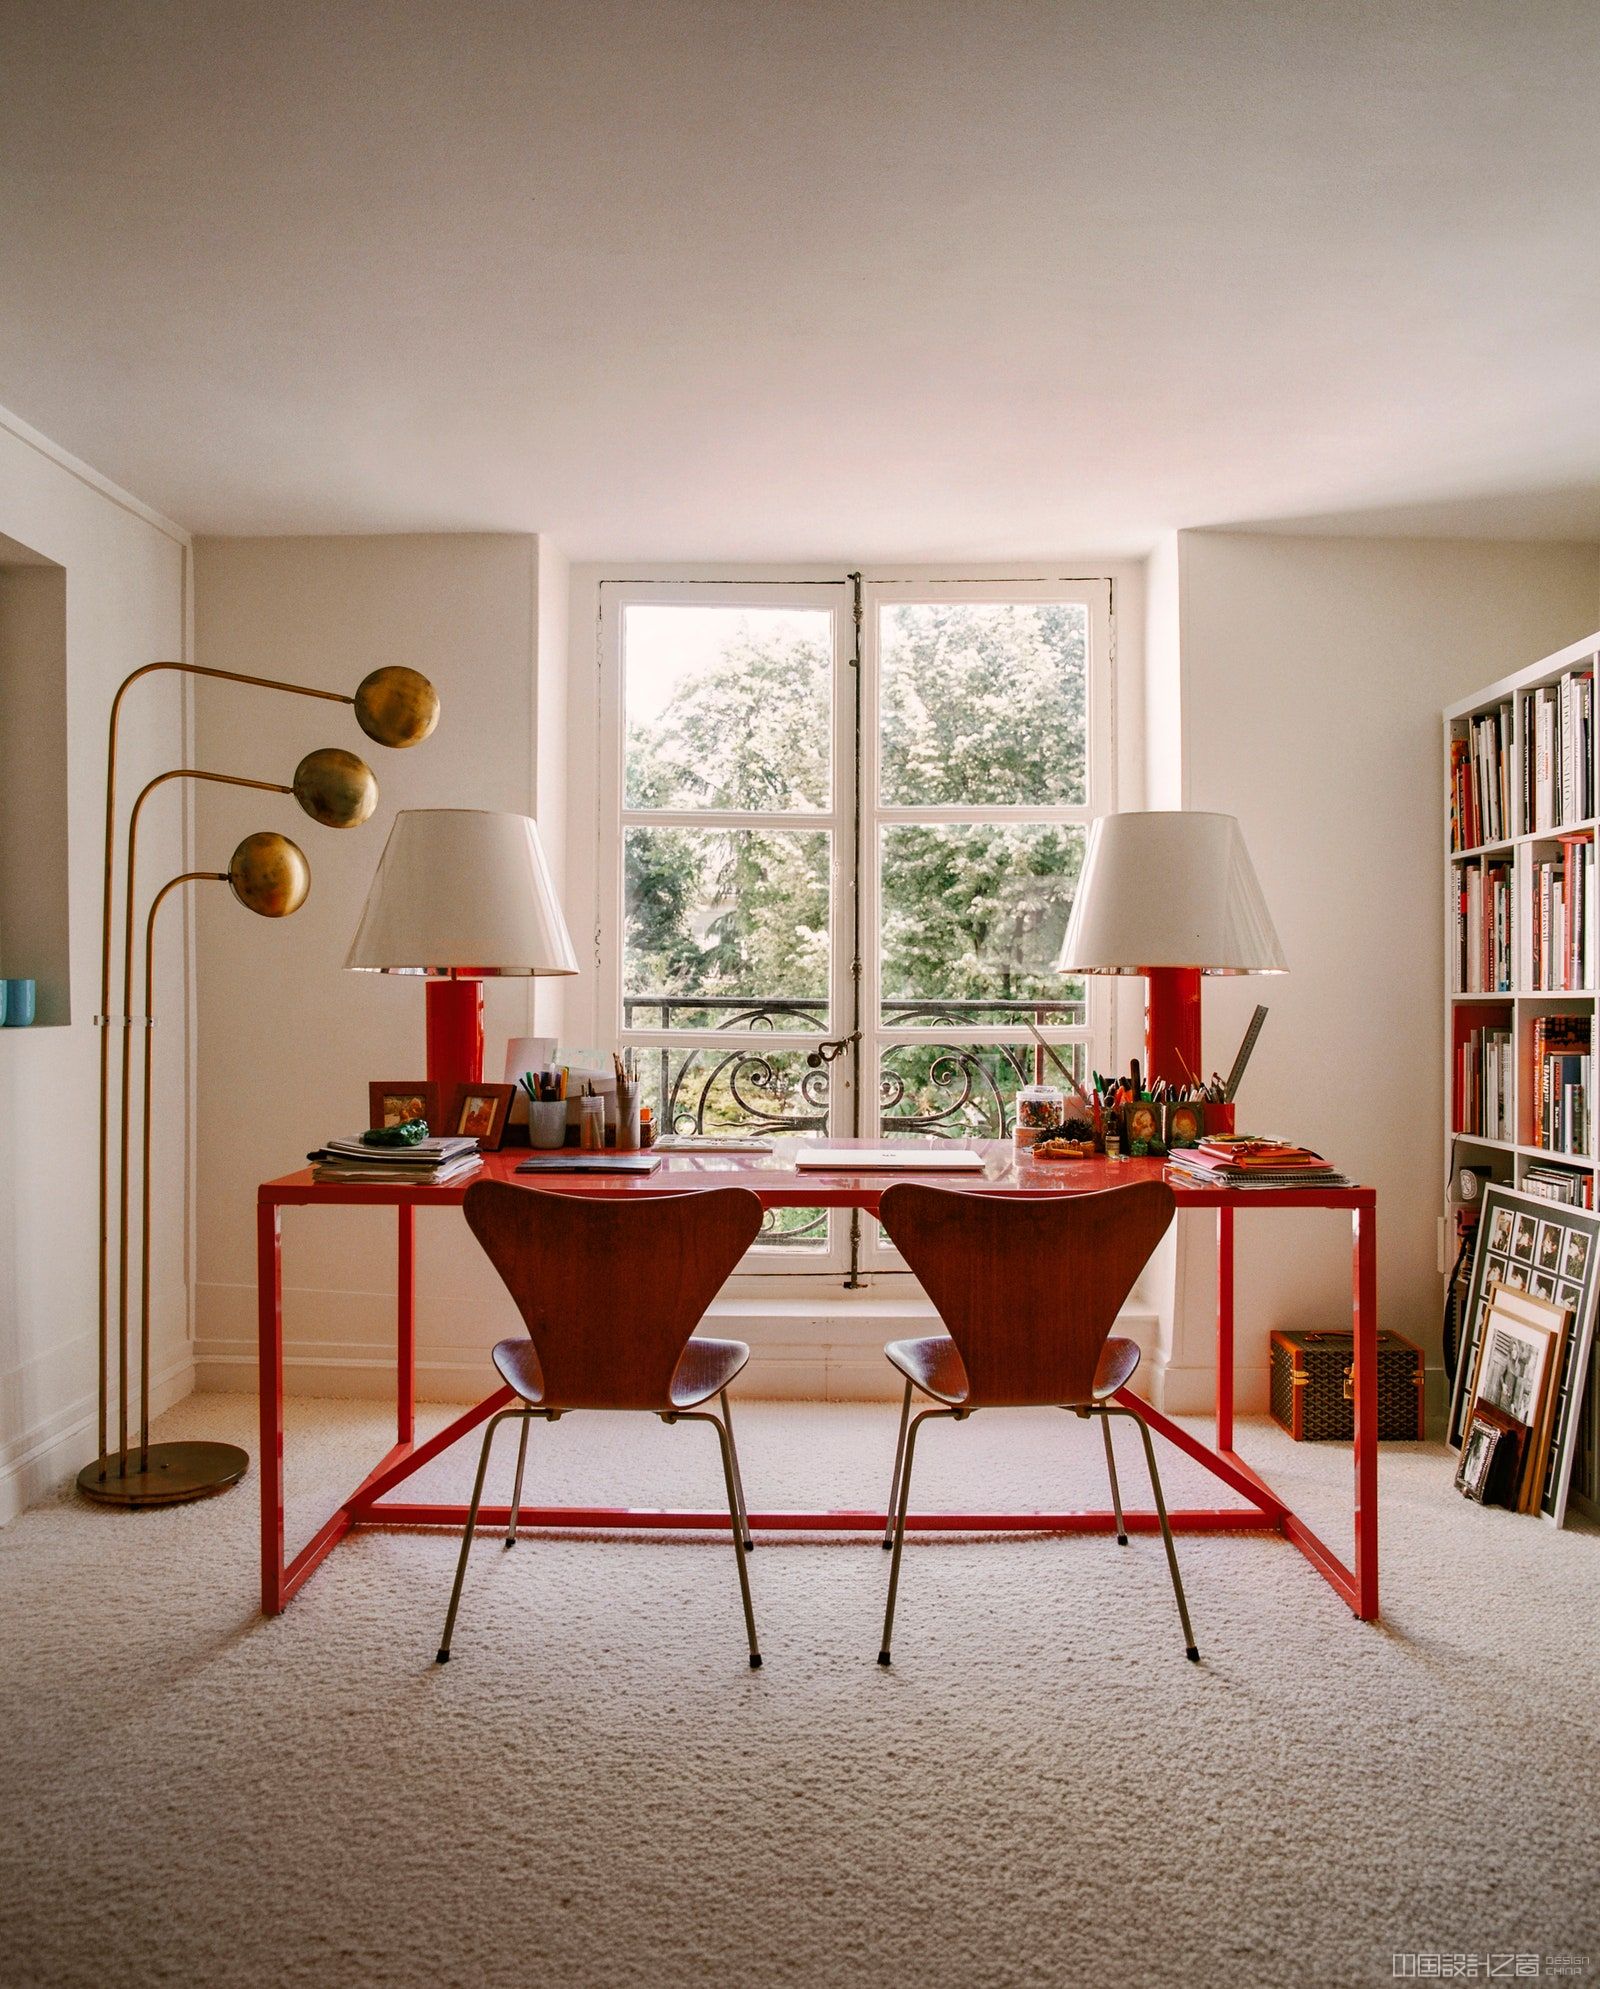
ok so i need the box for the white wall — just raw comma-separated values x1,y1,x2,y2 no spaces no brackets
0,407,190,1521
1153,531,1600,1420
190,533,573,1400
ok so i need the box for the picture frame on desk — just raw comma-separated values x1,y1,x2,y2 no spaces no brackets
445,1082,514,1150
369,1080,440,1133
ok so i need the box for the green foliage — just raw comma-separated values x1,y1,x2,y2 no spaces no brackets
625,601,1088,1015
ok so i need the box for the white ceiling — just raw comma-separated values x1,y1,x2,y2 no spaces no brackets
3,1,1599,559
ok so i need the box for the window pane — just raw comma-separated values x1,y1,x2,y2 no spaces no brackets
625,827,830,1024
878,601,1088,807
625,604,833,812
636,1045,830,1251
880,1040,1089,1141
879,823,1085,1022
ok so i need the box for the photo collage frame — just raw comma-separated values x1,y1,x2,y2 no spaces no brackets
1451,1184,1600,1524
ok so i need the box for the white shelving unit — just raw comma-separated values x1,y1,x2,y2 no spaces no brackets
1444,629,1600,1202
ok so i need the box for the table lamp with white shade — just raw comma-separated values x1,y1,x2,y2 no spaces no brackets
1055,811,1286,1089
346,808,578,1102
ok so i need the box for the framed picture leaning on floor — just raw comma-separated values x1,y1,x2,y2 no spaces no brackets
1450,1184,1600,1525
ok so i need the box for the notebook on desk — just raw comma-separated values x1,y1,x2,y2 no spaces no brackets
793,1146,985,1171
515,1154,664,1175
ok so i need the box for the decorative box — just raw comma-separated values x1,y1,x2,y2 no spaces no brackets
1268,1328,1425,1442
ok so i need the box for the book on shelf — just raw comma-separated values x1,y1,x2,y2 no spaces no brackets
1454,858,1511,993
1454,1023,1512,1139
1530,836,1592,992
1450,703,1512,850
1530,1015,1591,1157
1519,1162,1595,1210
1521,668,1595,834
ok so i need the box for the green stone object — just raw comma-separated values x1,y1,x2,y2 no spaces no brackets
362,1118,429,1147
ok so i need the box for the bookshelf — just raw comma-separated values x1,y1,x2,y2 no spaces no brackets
1445,630,1600,1208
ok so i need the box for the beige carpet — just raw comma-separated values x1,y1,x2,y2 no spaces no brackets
2,1391,1597,1988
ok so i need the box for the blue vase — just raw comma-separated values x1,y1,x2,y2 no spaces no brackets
3,979,36,1026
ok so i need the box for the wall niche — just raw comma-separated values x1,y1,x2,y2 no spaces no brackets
0,533,69,1026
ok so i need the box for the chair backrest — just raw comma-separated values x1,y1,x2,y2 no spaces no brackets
463,1182,764,1411
877,1180,1176,1408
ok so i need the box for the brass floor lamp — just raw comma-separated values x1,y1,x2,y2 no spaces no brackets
78,663,439,1509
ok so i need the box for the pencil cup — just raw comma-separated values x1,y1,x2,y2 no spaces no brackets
615,1081,641,1151
1203,1103,1236,1137
579,1096,606,1151
528,1100,566,1149
2,979,34,1026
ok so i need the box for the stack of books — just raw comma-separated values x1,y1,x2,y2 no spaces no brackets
1530,835,1592,991
308,1134,483,1185
1166,1136,1352,1191
1449,702,1511,849
1455,1021,1513,1140
1530,1015,1591,1156
1454,857,1512,992
1521,668,1595,833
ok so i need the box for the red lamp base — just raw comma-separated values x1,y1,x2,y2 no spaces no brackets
425,977,485,1105
1143,966,1202,1090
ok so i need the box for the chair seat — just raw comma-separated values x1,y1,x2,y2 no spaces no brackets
667,1335,751,1409
885,1331,1141,1407
491,1333,750,1411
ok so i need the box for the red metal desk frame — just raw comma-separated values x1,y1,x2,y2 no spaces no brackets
256,1147,1379,1621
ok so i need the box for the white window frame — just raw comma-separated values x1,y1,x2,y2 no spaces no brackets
595,570,1116,1282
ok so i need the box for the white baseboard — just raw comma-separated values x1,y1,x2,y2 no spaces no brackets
0,1355,195,1526
194,1294,1163,1408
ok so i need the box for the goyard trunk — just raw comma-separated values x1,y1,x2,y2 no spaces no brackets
1268,1328,1425,1442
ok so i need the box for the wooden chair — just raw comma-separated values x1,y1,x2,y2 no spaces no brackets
435,1181,766,1667
873,1178,1198,1665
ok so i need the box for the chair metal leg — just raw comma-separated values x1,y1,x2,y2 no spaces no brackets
719,1388,753,1550
1118,1406,1200,1661
504,1414,532,1549
436,1408,519,1663
882,1379,913,1549
676,1409,762,1666
1100,1414,1128,1545
877,1408,953,1665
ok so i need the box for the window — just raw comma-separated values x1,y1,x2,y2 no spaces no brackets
598,575,1113,1277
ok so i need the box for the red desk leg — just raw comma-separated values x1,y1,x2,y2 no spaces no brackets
257,1199,285,1616
1352,1204,1379,1620
397,1205,416,1446
1216,1206,1235,1452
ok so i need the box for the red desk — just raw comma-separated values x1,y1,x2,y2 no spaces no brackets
256,1144,1379,1620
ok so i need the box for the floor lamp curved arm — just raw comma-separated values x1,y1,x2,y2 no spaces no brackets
89,660,437,1504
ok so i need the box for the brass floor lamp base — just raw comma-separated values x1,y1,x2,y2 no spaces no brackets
77,1440,248,1509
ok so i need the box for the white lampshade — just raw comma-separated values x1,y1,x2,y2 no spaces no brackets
1056,811,1286,976
345,808,578,976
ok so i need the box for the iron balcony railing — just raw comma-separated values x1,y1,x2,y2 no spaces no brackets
622,993,1087,1145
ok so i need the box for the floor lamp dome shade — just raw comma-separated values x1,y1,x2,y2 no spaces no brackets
1057,811,1285,1087
353,666,441,749
228,832,311,917
293,747,379,828
346,810,578,1099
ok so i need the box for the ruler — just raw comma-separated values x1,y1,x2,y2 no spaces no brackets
1223,1005,1269,1102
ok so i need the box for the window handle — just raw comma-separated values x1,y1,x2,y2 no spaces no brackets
807,1032,860,1069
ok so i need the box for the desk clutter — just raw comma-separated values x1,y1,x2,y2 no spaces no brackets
1166,1136,1352,1191
309,1128,482,1186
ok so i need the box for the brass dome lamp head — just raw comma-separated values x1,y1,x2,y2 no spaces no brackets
354,666,440,749
292,746,379,829
228,832,311,918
